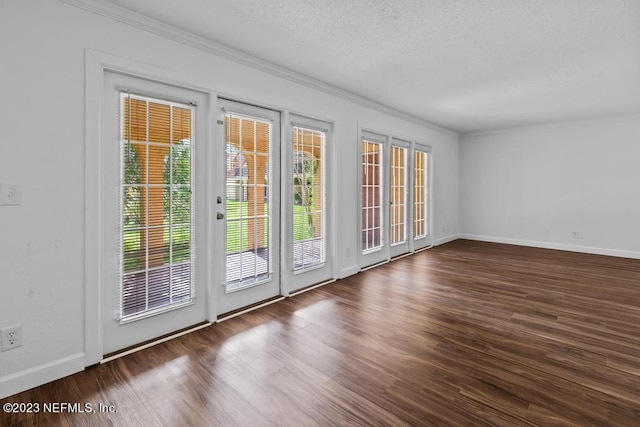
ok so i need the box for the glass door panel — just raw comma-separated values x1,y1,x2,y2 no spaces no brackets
413,146,432,250
282,115,334,294
362,140,383,252
292,126,325,271
390,140,410,257
102,71,207,356
217,99,281,315
359,131,388,268
224,114,271,291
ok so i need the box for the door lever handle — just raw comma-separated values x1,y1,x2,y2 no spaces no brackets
217,212,225,220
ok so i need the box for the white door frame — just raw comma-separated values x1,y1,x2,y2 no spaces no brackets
100,72,210,355
85,50,217,365
216,98,283,315
281,114,335,294
412,143,434,252
358,128,390,269
389,138,411,258
355,126,435,271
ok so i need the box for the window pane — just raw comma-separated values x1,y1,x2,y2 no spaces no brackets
362,140,383,252
293,126,326,270
414,150,429,239
391,146,407,245
225,114,271,290
120,93,194,319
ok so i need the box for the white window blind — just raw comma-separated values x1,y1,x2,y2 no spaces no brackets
120,93,195,320
292,125,326,270
390,145,407,245
361,139,383,252
224,112,272,291
414,150,429,239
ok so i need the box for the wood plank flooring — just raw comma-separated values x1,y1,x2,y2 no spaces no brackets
2,240,640,426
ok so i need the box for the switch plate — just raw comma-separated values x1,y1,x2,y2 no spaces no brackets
0,183,22,205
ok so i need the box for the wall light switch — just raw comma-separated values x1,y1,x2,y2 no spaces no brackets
0,183,22,205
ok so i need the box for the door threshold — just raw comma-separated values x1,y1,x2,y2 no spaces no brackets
101,321,211,364
217,296,285,323
360,259,389,271
289,278,336,297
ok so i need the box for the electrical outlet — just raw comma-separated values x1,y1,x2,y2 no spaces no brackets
0,183,22,205
1,325,23,351
346,247,351,257
571,231,584,240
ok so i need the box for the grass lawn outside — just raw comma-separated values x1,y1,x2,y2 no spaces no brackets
123,201,318,267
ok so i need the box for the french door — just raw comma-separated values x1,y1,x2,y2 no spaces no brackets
281,115,333,293
216,99,281,315
412,144,432,251
102,71,208,355
359,131,389,268
389,139,410,258
359,131,432,270
101,75,333,353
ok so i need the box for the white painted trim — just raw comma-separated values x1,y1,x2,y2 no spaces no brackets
338,265,360,279
460,234,640,259
204,91,218,322
435,234,460,246
84,49,104,366
428,145,435,248
59,0,456,136
0,353,85,400
280,110,292,297
330,121,340,286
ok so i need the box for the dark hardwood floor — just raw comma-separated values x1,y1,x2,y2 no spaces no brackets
2,240,640,426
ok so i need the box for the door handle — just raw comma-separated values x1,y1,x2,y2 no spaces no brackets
217,212,225,220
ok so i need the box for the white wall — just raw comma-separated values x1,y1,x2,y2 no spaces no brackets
460,115,640,258
0,0,459,397
433,137,460,245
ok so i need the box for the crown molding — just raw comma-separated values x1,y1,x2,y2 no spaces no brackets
462,112,640,138
60,0,457,136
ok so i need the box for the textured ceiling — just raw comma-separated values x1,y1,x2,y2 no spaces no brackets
103,0,640,133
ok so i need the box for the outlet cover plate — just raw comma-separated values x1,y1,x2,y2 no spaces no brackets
0,183,22,205
1,325,23,351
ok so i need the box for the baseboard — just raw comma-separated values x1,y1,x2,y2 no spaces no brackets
434,234,460,246
0,353,85,399
460,234,640,259
338,265,360,279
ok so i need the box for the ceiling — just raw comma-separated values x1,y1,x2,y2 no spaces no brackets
103,0,640,133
